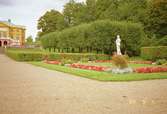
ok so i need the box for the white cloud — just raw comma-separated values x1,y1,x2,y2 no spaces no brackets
0,0,14,6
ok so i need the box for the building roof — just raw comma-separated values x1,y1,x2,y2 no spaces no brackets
0,20,26,29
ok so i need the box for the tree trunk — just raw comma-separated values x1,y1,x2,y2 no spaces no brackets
49,48,51,52
72,48,75,53
86,47,89,52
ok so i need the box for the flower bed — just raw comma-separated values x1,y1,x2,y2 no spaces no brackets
44,61,109,72
135,67,167,73
70,64,109,71
44,60,61,65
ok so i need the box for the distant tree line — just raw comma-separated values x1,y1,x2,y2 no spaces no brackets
38,0,167,54
38,0,166,38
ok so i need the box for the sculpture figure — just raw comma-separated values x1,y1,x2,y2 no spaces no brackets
116,35,122,55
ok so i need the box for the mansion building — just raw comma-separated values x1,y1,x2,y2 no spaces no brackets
0,20,26,47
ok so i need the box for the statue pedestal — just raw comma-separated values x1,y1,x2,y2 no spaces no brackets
111,67,133,74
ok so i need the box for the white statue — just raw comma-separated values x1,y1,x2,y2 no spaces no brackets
116,35,122,55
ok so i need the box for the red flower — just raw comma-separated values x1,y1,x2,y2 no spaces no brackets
135,67,167,73
70,64,109,72
45,60,61,65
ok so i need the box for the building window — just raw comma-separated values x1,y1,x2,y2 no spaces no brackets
3,32,7,37
0,32,7,38
0,32,2,38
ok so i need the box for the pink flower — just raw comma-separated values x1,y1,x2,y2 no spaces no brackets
70,64,108,72
45,60,61,65
135,67,167,73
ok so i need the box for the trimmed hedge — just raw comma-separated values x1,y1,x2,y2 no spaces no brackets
41,20,146,56
5,49,110,62
6,51,44,61
141,46,167,60
48,53,110,61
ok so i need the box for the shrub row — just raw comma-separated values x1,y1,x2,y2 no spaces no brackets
41,20,146,56
6,50,44,61
5,49,110,62
141,46,167,60
48,53,110,61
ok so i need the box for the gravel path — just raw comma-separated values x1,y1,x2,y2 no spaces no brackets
0,54,167,114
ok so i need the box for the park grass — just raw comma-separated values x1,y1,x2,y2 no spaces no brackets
80,62,155,68
7,48,167,81
30,62,167,81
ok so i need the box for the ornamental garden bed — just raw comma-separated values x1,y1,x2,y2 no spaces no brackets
44,60,110,71
44,60,167,74
6,48,167,81
45,60,61,65
31,61,167,81
70,64,109,72
135,67,167,73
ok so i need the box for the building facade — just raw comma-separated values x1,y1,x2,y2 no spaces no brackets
0,20,26,47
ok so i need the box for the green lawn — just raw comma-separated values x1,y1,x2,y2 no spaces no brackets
30,62,167,81
6,48,167,81
80,62,156,68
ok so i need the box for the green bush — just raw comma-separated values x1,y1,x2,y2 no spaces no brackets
112,55,128,69
156,35,167,46
5,49,110,62
6,51,44,61
60,59,74,66
141,46,167,61
156,59,166,65
47,53,109,61
41,20,146,56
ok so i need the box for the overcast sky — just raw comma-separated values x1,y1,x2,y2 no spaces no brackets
0,0,85,40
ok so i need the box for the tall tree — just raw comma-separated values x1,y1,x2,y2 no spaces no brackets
96,0,148,23
63,0,85,27
26,36,33,45
96,0,118,19
84,0,97,22
38,10,65,37
117,0,147,22
147,0,167,38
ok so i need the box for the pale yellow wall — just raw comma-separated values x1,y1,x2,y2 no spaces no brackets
0,23,10,37
0,22,25,45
